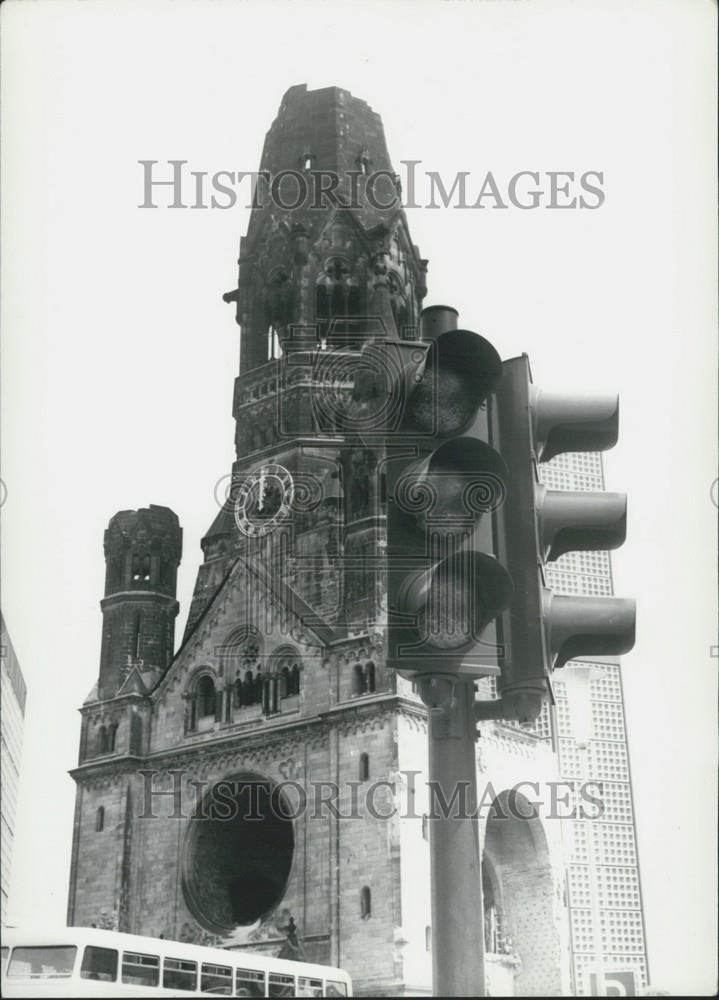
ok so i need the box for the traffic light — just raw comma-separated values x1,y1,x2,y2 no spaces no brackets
477,353,636,723
350,306,514,679
347,309,515,1000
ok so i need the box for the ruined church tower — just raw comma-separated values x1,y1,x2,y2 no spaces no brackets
68,85,571,997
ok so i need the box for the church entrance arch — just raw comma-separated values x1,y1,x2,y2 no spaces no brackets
483,789,560,995
182,772,294,933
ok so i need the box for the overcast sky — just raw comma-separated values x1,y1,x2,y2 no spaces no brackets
1,0,717,994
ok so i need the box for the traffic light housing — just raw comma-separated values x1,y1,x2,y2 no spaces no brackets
478,354,636,723
351,307,514,679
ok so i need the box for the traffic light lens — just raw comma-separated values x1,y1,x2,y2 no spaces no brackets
405,367,481,436
417,581,473,650
403,330,503,437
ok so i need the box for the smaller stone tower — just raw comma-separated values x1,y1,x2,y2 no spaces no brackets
99,505,182,700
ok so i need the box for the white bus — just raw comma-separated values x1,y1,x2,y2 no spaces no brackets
0,927,352,998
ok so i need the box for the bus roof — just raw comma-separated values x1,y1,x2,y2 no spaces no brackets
0,927,349,981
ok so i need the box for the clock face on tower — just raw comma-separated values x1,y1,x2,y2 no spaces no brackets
234,463,295,538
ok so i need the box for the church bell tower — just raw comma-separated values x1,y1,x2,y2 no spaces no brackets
187,83,429,641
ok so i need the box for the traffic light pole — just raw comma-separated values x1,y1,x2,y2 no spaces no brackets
419,675,486,998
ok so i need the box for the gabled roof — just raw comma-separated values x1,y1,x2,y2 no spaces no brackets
151,551,343,700
117,665,151,696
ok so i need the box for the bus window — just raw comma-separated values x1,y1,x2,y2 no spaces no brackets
297,976,323,997
163,957,198,991
235,967,265,997
7,946,77,979
80,946,118,982
201,961,232,994
325,981,348,997
121,950,160,987
268,972,296,997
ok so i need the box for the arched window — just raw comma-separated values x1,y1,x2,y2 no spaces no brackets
331,283,345,319
270,676,278,714
366,662,376,693
262,675,278,715
234,673,244,708
359,753,370,782
133,612,142,658
197,676,216,718
316,285,330,346
96,807,105,832
269,326,282,361
273,650,301,702
316,284,330,315
132,553,151,583
97,725,108,755
316,261,357,346
353,663,367,697
243,670,255,705
261,676,268,714
108,722,118,752
394,302,408,335
360,886,372,920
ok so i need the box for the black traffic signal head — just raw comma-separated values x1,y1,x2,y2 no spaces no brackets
395,550,513,654
544,592,636,670
391,437,508,548
484,354,635,722
539,486,627,560
534,391,619,462
404,329,503,437
352,307,513,679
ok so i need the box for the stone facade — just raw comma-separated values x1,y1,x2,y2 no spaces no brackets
68,85,572,996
